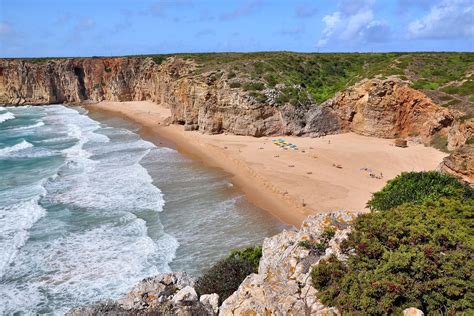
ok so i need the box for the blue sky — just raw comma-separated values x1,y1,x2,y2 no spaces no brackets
0,0,473,57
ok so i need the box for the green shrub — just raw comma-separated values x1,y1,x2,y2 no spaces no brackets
297,228,336,255
227,71,236,79
430,134,449,152
229,81,241,88
195,246,262,303
312,198,474,314
243,81,265,91
367,171,472,211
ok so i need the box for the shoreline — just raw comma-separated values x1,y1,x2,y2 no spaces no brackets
85,101,448,226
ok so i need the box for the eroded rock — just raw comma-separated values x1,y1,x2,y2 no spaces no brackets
219,211,356,316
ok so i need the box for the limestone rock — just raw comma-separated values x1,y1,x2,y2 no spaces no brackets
314,78,456,146
67,272,212,316
171,286,198,305
219,211,356,316
438,144,474,186
403,307,424,316
0,59,464,146
200,294,219,314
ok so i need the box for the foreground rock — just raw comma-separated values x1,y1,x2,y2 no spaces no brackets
219,211,356,315
439,144,474,186
66,272,218,316
67,212,356,315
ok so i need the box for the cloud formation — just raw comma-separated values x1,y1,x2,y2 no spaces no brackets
408,0,474,39
317,0,388,47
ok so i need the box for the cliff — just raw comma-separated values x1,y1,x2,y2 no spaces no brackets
0,57,468,146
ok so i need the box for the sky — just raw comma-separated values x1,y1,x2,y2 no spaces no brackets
0,0,473,57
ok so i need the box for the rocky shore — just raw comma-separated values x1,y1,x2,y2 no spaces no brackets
67,212,354,315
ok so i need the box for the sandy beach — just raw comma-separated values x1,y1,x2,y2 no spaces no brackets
86,101,448,226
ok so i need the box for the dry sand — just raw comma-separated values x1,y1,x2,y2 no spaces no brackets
87,101,448,226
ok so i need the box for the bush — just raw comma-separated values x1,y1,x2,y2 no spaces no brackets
243,81,265,91
195,246,262,303
311,198,474,314
367,171,472,211
229,81,241,88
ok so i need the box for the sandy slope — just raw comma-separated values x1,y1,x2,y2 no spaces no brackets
87,101,447,226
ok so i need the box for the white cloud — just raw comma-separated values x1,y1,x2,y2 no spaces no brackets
317,0,389,47
408,0,474,39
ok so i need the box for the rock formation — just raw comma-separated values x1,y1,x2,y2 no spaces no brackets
66,272,218,316
0,57,467,150
438,144,474,186
219,211,355,315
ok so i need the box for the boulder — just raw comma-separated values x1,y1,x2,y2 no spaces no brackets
403,307,424,316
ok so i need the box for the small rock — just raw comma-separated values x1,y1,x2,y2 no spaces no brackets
200,293,219,314
172,286,198,305
403,307,424,316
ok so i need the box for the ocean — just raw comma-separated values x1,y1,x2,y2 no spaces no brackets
0,105,284,314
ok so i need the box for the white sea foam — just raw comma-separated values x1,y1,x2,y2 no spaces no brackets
0,217,179,315
0,111,15,123
9,121,45,131
0,105,179,314
0,140,34,156
0,186,47,277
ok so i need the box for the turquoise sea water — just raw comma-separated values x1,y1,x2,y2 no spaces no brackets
0,105,284,315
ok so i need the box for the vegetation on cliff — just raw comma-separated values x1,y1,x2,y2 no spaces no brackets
11,52,474,111
159,52,473,110
311,172,474,314
195,246,262,303
367,171,473,211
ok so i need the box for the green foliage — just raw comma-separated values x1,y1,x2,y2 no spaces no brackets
469,96,474,103
367,171,473,211
195,246,262,303
466,137,474,145
412,80,440,90
151,55,167,65
227,71,236,79
443,98,462,107
228,246,262,268
229,81,241,88
442,80,474,96
243,81,265,91
430,134,449,152
312,197,474,314
249,91,267,103
298,228,336,255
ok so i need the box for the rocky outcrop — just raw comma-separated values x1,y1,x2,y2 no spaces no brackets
67,212,355,316
219,211,355,315
308,78,456,146
66,272,218,316
439,144,474,186
0,58,465,147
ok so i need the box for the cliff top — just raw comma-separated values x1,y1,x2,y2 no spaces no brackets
3,52,473,110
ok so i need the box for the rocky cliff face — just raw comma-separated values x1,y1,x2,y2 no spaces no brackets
313,78,456,145
0,58,468,148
